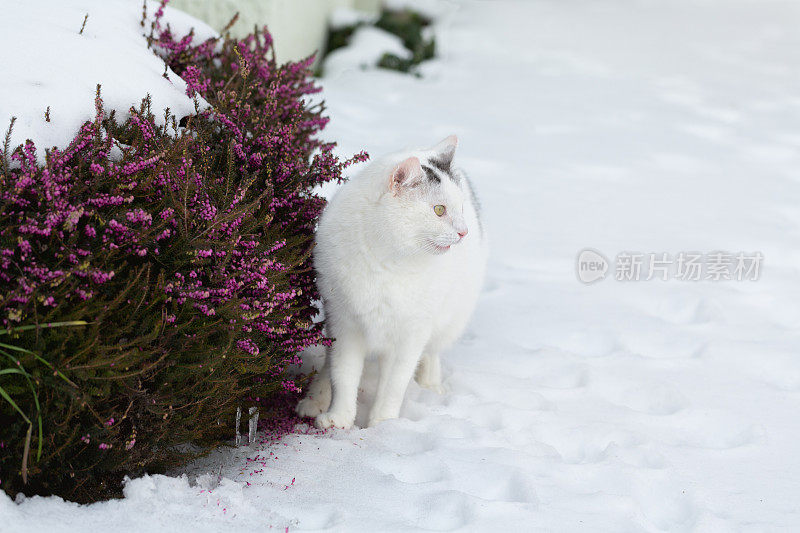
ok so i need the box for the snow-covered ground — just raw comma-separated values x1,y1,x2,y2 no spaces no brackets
4,0,800,531
0,0,214,159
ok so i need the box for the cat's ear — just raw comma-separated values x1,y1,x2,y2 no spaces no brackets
390,156,424,194
431,135,458,169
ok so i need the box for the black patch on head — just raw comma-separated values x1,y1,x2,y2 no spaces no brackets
422,165,440,184
430,157,450,172
424,161,460,185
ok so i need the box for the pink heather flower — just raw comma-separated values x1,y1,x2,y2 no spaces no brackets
90,270,115,284
125,208,153,225
281,380,301,393
76,289,93,300
18,240,32,255
236,339,259,356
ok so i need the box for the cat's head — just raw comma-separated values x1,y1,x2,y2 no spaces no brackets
379,135,469,256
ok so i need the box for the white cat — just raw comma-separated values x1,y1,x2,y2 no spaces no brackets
296,135,488,429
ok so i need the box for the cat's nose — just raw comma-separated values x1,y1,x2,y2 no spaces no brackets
458,229,468,239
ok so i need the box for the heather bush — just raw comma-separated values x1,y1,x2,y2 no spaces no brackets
0,6,366,502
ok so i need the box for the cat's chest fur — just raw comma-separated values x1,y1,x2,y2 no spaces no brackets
330,240,458,316
316,213,464,346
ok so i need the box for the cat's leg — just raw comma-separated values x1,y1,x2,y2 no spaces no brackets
414,351,444,394
296,354,332,418
315,330,366,430
368,339,426,427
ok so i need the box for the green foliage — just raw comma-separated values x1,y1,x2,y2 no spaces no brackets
375,9,435,66
324,23,359,57
320,8,436,75
0,322,87,485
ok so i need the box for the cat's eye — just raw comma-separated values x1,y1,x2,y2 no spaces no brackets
433,204,446,217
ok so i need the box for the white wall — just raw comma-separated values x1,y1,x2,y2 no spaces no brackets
170,0,380,64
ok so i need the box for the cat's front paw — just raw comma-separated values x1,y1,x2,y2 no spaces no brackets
417,380,446,395
315,411,355,430
296,397,326,418
367,414,397,427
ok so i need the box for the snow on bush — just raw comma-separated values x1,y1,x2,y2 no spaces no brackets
0,1,366,502
0,0,215,159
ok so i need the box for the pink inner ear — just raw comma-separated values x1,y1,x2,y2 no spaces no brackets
391,156,423,193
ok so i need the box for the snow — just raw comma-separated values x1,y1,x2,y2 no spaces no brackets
0,0,215,161
322,25,411,78
328,7,377,30
4,0,800,531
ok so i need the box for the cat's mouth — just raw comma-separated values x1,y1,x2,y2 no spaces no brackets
429,241,452,254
